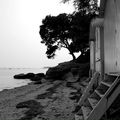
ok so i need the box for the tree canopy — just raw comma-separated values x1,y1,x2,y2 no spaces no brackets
62,0,99,15
40,13,91,60
39,0,99,61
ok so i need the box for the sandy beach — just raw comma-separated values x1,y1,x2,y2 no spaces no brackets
0,75,87,120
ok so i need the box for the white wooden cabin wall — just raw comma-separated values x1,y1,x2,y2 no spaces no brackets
95,27,101,72
90,41,95,73
104,0,117,73
115,0,120,72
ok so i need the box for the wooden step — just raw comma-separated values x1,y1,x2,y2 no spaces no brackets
95,90,104,98
96,83,109,95
88,98,99,108
81,106,92,120
108,72,120,76
101,81,111,87
90,91,101,100
104,74,117,83
75,114,84,120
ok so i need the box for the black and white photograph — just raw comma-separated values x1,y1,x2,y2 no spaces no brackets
0,0,120,120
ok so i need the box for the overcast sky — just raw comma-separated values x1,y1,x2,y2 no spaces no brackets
0,0,75,68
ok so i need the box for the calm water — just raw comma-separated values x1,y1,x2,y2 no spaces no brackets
0,68,48,91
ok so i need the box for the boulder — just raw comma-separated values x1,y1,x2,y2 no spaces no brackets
45,67,65,80
14,72,45,83
71,68,80,76
45,61,89,80
14,73,35,79
14,73,27,79
36,73,45,78
25,73,35,79
30,73,45,81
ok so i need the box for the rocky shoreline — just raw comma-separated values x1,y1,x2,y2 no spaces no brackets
0,61,90,120
14,61,89,83
1,60,118,120
0,75,89,120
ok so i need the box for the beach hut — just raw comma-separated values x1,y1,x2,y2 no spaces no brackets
75,0,120,120
90,0,120,77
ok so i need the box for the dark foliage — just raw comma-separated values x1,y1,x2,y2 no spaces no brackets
39,0,99,60
75,48,90,63
62,0,99,15
40,13,91,60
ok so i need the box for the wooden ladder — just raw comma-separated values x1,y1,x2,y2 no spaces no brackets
75,73,120,120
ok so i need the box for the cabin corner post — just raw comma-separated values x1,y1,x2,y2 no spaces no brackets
100,26,105,80
90,18,104,79
89,21,96,78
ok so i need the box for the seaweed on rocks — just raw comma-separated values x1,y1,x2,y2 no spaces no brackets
36,82,62,99
16,100,45,120
69,88,82,102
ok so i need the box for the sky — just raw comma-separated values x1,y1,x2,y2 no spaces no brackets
0,0,75,68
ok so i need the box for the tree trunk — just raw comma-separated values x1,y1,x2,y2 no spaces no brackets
70,52,76,60
67,47,76,60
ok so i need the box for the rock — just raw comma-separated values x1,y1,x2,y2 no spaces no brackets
41,78,47,83
30,73,45,82
25,73,35,79
14,73,45,82
45,61,82,80
30,75,42,81
45,67,66,80
71,68,80,76
14,73,35,79
77,63,90,79
63,72,78,82
14,73,27,79
34,81,42,84
16,100,40,108
36,73,45,78
66,82,81,90
45,61,90,80
16,100,45,119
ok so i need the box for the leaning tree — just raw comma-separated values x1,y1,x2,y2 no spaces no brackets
39,0,99,60
39,13,91,60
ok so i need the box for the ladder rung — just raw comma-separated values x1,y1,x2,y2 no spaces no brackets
81,106,92,120
95,90,104,98
108,73,120,76
101,81,111,87
88,98,99,108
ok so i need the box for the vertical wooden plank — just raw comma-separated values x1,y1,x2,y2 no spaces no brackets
104,0,117,73
95,27,101,72
90,41,95,74
100,26,104,79
115,0,120,72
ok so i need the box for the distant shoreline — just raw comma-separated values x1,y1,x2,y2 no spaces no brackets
0,68,49,92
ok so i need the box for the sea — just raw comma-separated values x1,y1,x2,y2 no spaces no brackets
0,68,48,91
